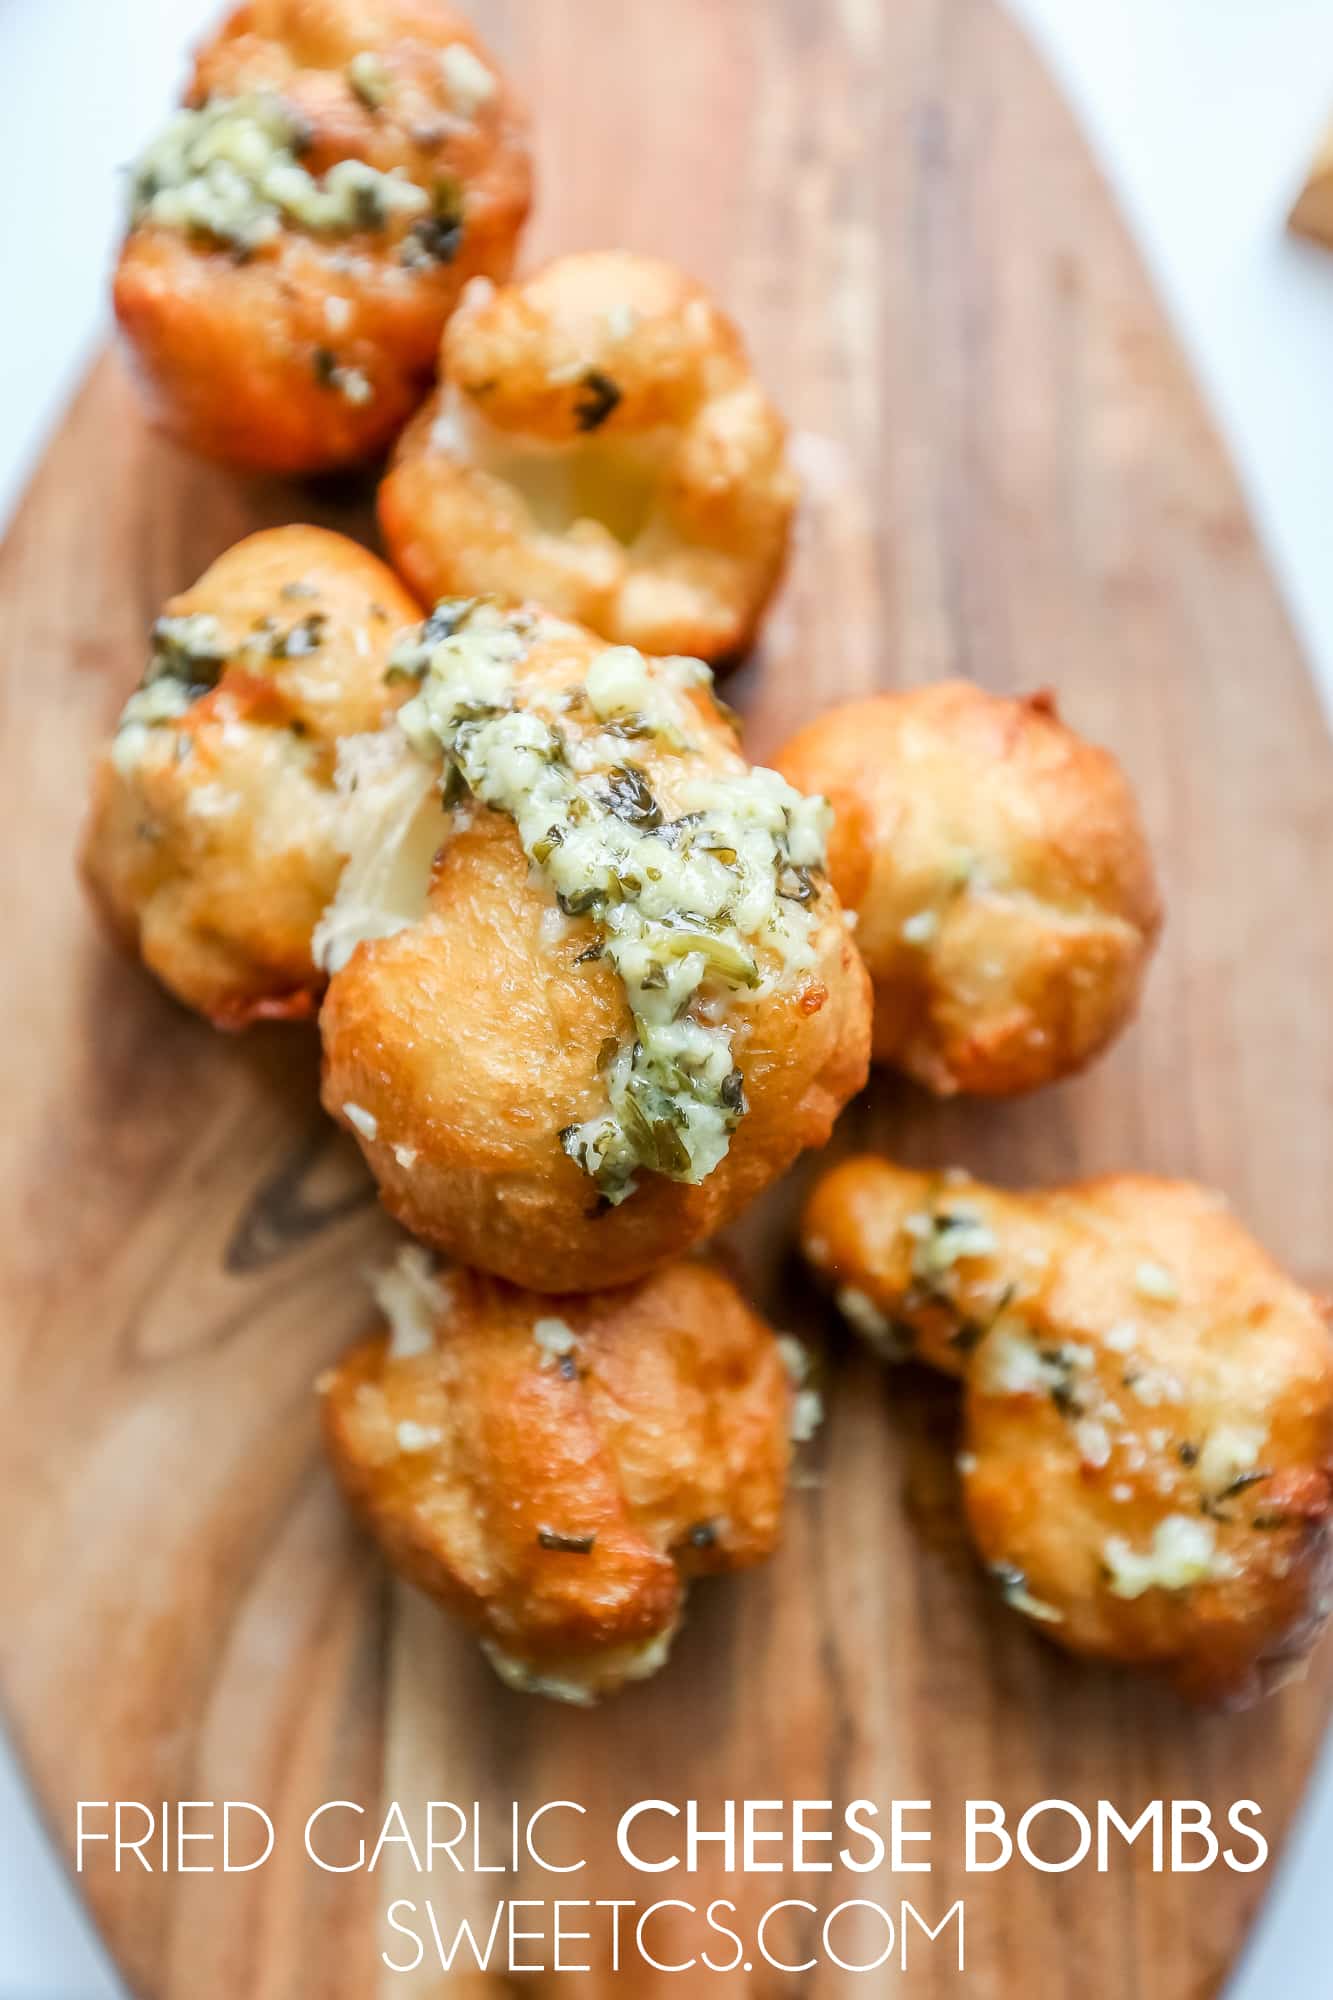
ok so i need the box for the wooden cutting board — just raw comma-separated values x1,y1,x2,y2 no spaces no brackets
2,1,1330,1994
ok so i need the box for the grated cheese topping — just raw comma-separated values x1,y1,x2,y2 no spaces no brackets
372,1244,449,1360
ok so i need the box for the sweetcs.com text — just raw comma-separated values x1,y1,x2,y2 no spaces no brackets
75,1796,1268,1977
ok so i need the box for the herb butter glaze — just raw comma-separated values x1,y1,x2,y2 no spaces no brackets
82,525,422,1031
129,94,440,257
386,601,832,1203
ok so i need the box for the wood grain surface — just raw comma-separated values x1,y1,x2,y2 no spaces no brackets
2,1,1331,1995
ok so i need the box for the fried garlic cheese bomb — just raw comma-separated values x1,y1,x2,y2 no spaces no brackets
804,1157,1333,1703
774,683,1162,1096
378,253,799,663
115,0,531,472
82,526,420,1028
317,601,871,1291
322,1248,798,1700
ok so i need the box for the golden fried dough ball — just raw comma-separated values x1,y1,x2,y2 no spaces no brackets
378,252,798,663
318,601,871,1291
115,0,531,472
774,684,1162,1095
803,1156,1333,1703
82,526,420,1028
321,1247,797,1700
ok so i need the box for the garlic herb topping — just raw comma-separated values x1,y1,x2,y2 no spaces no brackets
129,94,432,256
390,602,832,1204
111,615,230,772
111,604,338,776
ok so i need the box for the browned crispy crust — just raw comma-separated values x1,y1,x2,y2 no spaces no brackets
379,252,798,662
114,0,531,472
803,1155,1333,1704
318,615,872,1293
775,683,1162,1095
81,525,420,1026
321,1256,792,1695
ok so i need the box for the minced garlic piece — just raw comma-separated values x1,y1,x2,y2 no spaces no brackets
1103,1515,1219,1599
396,1420,442,1454
1134,1259,1180,1305
1074,1418,1112,1469
910,1205,997,1284
372,1244,447,1360
990,1564,1065,1625
834,1287,912,1362
1124,1364,1184,1408
777,1335,824,1442
319,358,374,406
342,1102,379,1141
129,94,429,255
901,909,939,946
534,1316,577,1367
439,43,497,115
347,51,392,111
1196,1423,1267,1497
977,1324,1092,1401
789,1388,824,1445
388,602,831,1204
776,1334,811,1384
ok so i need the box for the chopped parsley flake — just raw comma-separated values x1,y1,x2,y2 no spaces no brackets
537,1527,597,1554
574,369,623,431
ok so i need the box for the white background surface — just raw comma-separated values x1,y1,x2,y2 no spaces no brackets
1,1,1331,1993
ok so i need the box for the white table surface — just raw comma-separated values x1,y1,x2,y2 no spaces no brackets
2,1,1331,1993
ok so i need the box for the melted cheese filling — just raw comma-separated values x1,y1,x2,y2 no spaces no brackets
432,387,670,547
312,730,444,975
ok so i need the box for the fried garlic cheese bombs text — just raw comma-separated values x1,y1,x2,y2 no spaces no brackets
82,526,420,1027
804,1157,1333,1703
379,252,799,663
115,0,531,471
322,1249,797,1701
317,600,871,1291
775,683,1161,1096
